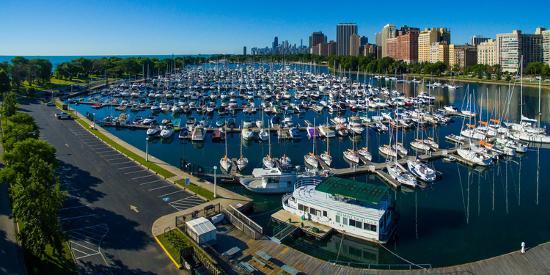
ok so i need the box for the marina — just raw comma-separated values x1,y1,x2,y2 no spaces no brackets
67,63,550,268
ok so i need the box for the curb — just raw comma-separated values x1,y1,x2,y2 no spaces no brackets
154,235,182,270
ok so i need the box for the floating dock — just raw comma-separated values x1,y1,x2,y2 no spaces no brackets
271,209,333,240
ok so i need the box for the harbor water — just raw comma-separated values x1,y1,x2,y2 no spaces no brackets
70,65,550,268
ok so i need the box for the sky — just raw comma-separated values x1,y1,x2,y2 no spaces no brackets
1,0,549,56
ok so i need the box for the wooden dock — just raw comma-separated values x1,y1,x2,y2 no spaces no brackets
271,209,334,240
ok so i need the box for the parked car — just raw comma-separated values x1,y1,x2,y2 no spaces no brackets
55,112,70,120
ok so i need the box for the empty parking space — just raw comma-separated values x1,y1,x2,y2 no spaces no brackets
67,224,110,265
168,195,204,211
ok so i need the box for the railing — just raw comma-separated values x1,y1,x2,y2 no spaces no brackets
294,177,322,190
223,205,263,240
327,260,432,270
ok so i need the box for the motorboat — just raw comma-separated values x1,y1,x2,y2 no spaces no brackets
386,162,417,188
407,159,436,182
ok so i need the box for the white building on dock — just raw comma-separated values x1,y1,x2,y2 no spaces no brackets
282,177,395,243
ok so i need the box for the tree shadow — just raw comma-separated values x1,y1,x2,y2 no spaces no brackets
57,160,105,204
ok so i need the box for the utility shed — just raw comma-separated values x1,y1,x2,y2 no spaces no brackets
186,217,217,245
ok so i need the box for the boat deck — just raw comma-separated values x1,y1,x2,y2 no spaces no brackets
271,209,333,240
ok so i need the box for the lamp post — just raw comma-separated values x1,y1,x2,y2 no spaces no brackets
145,136,149,162
213,165,217,198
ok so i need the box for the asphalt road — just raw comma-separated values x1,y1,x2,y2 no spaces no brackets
23,101,204,274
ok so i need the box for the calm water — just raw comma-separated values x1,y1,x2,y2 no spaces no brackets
71,67,550,268
0,54,210,69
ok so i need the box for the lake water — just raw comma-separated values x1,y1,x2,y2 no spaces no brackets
70,65,550,268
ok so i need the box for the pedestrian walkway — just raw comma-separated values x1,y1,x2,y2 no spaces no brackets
0,151,27,275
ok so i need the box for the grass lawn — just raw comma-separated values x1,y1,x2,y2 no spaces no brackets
175,179,214,201
24,241,76,275
50,77,86,85
157,228,219,272
156,229,189,268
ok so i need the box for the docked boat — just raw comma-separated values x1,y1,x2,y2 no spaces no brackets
240,167,317,194
456,148,493,166
386,162,417,188
407,159,436,182
191,126,206,142
159,125,174,139
282,177,395,243
146,125,160,136
343,149,360,164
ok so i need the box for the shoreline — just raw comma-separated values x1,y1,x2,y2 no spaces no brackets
289,62,550,91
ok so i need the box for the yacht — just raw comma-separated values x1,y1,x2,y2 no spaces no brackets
457,147,493,166
343,149,360,164
386,162,417,188
282,177,395,243
407,159,436,182
191,126,206,142
240,168,315,194
159,125,174,139
146,125,160,136
219,155,232,172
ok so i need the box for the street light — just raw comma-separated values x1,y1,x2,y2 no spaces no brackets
145,135,150,162
213,165,217,198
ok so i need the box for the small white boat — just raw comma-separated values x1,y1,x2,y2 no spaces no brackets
343,149,360,164
220,155,232,172
407,159,436,182
304,153,318,168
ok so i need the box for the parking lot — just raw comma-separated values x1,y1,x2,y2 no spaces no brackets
28,102,203,273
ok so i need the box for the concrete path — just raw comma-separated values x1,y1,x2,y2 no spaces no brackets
0,178,27,275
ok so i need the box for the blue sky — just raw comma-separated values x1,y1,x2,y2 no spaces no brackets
1,0,548,56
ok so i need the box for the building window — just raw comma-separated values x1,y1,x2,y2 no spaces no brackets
323,211,327,217
298,204,304,211
363,222,377,232
336,215,340,223
343,217,348,225
349,219,356,227
309,207,317,215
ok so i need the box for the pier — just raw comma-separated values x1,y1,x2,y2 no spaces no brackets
271,209,333,241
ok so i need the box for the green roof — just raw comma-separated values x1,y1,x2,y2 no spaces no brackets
315,177,389,205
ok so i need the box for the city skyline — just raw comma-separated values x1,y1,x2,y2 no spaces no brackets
1,0,550,56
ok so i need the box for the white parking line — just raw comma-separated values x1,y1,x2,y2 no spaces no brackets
109,160,132,165
158,190,185,198
103,155,125,160
139,179,162,185
148,185,172,191
131,174,155,180
96,150,116,154
118,165,138,170
60,214,95,221
124,170,146,175
60,205,90,211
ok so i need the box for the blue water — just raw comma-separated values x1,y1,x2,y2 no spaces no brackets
0,54,210,69
70,69,550,268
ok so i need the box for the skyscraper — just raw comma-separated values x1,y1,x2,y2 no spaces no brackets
272,36,279,54
349,34,361,56
543,30,550,66
243,46,247,56
418,28,451,63
309,31,327,48
380,24,396,57
360,36,369,47
336,23,358,56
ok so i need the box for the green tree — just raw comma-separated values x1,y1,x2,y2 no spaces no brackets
0,69,10,98
2,91,17,116
2,114,40,151
10,157,65,257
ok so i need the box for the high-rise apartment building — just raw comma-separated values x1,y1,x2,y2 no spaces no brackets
430,42,449,65
349,34,361,56
360,36,369,47
243,46,247,56
477,39,497,66
336,23,358,56
327,40,337,56
419,28,451,63
471,35,490,46
449,44,477,70
386,26,419,63
543,30,550,66
380,24,397,57
496,28,546,73
363,44,378,56
309,31,327,48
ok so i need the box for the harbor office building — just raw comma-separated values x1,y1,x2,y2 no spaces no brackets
283,177,394,243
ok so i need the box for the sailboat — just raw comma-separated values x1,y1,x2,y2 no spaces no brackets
357,126,372,162
386,108,417,188
236,123,248,171
320,135,332,167
263,127,275,169
219,127,232,171
304,119,319,168
343,131,360,164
